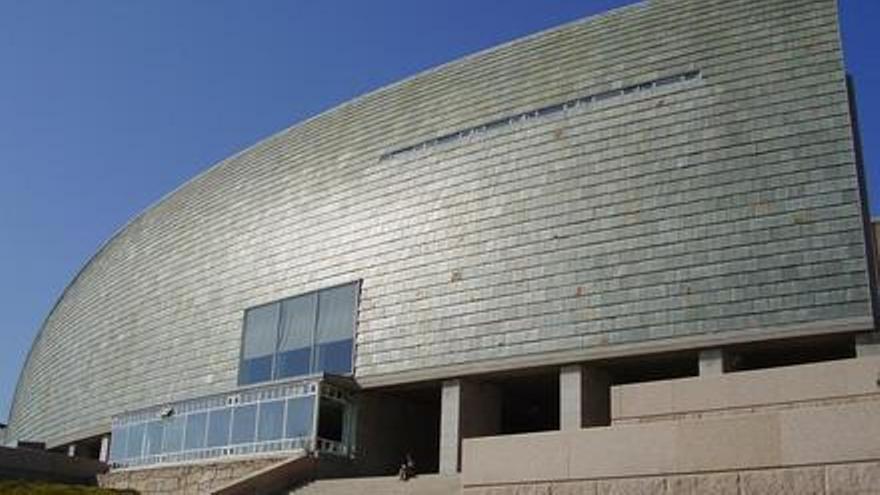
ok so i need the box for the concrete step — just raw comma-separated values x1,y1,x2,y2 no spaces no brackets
290,474,461,495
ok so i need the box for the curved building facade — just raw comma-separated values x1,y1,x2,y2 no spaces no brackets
7,0,880,490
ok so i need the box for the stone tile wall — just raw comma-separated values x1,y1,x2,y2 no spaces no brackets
98,456,287,495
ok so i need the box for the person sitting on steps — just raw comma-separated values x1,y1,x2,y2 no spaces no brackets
398,453,415,481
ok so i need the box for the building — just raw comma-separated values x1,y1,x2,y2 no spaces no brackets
6,0,880,493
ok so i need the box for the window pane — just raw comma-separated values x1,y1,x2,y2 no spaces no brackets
230,404,257,445
126,423,145,459
315,339,353,375
257,401,284,441
276,349,311,378
110,425,128,461
314,284,358,374
279,294,316,351
206,409,231,448
285,396,314,439
184,412,208,450
240,303,280,384
316,284,357,342
240,355,273,385
162,416,186,454
145,421,164,456
276,294,316,379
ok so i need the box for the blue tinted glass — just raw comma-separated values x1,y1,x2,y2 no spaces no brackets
257,401,284,441
240,355,273,385
184,412,208,450
162,416,185,453
285,396,314,439
207,409,231,448
110,426,128,461
230,405,257,445
241,303,280,359
145,421,164,456
276,348,311,379
240,303,280,386
314,284,357,375
315,339,353,375
126,423,145,459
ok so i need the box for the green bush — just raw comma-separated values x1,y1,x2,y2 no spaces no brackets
0,480,138,495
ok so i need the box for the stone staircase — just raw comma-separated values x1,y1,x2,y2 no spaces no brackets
289,474,461,495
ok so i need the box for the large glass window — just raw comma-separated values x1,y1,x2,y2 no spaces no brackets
285,395,315,439
145,421,164,456
109,380,351,468
230,404,257,445
238,282,359,385
184,412,208,450
315,284,357,375
240,303,280,385
206,409,231,448
126,423,145,459
257,400,285,441
277,294,317,379
162,416,186,454
110,425,128,461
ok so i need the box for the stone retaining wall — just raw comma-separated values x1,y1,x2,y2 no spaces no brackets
98,456,289,495
463,461,880,495
0,445,107,485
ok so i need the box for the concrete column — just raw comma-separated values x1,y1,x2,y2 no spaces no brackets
439,379,502,474
560,365,582,431
856,332,880,357
439,380,461,475
699,348,728,375
67,444,76,458
99,436,110,463
561,365,611,430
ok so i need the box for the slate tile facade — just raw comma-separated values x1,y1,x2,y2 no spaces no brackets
7,0,872,448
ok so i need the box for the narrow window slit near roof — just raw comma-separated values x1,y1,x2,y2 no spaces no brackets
380,69,701,162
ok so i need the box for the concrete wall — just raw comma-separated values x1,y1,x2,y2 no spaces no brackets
9,0,872,448
0,446,107,485
612,355,880,423
463,462,880,495
462,356,880,491
465,398,880,484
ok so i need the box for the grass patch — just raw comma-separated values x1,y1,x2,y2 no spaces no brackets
0,480,138,494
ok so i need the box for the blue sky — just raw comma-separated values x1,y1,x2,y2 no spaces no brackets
0,1,877,423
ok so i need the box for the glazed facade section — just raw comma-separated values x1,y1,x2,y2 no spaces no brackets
238,282,359,385
8,0,872,448
107,379,356,469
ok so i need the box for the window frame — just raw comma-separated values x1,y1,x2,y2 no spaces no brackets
275,292,318,381
238,300,282,385
237,280,360,386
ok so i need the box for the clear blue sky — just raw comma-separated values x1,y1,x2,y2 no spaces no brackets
0,1,877,423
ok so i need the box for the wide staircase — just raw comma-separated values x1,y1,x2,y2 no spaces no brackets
289,474,461,495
